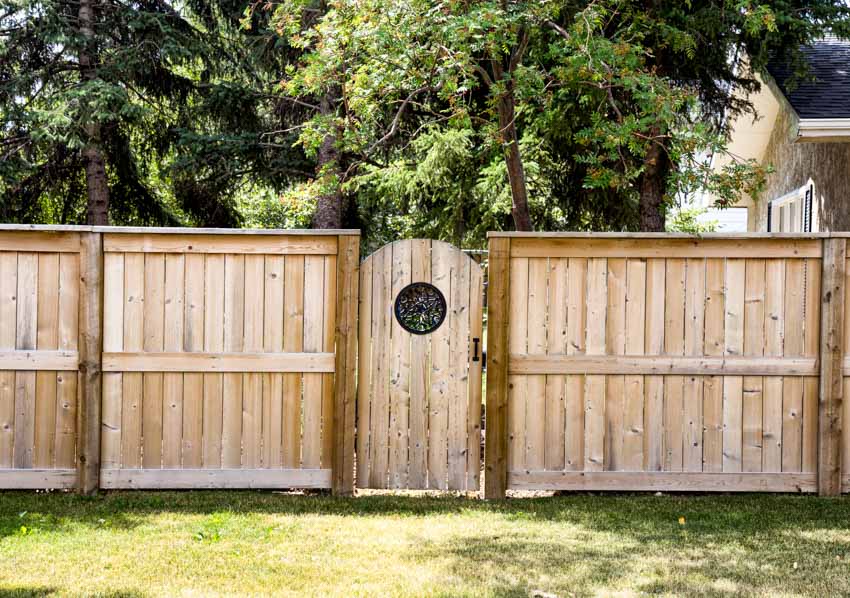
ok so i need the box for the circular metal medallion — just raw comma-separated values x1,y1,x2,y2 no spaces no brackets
394,282,447,335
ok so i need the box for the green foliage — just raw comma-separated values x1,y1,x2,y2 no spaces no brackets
666,206,719,234
4,0,850,239
238,188,315,229
256,0,850,243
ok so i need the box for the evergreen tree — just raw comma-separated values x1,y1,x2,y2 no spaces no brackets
0,0,311,225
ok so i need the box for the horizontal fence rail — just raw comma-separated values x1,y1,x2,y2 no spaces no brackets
485,233,848,498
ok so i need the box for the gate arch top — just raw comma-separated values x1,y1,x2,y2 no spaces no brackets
357,239,483,491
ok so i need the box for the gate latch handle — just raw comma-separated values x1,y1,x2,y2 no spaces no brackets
472,337,480,362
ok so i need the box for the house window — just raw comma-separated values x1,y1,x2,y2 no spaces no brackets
767,181,818,232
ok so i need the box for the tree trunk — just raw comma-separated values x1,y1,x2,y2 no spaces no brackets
496,80,532,232
311,94,343,229
638,130,668,232
78,0,109,225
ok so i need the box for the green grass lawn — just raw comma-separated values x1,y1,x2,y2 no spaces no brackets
1,492,849,597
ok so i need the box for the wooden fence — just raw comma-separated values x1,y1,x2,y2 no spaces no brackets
5,227,850,498
485,233,846,498
0,226,359,494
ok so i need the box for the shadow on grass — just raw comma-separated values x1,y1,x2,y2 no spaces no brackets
0,591,145,598
2,495,850,549
408,495,850,596
421,518,850,596
0,490,848,525
0,589,57,598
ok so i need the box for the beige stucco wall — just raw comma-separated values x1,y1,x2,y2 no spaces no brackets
710,75,783,229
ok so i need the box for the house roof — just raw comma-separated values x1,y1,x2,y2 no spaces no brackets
767,37,850,119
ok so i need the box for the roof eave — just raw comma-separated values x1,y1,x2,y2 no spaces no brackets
796,118,850,143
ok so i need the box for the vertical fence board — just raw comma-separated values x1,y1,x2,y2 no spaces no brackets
819,238,845,496
283,255,304,469
101,253,123,470
356,256,373,487
408,241,430,487
222,254,245,468
303,254,325,471
77,233,102,492
565,258,587,471
722,259,745,473
262,255,284,468
448,249,471,490
525,258,548,472
321,254,337,470
484,237,510,499
388,241,411,487
142,253,165,469
56,253,79,470
242,255,265,469
544,258,567,471
644,258,665,471
120,254,143,468
743,259,765,473
605,259,626,471
683,258,706,472
0,253,17,469
202,254,224,469
35,253,59,468
467,261,484,490
368,248,390,488
332,235,359,495
427,242,452,489
14,253,37,469
763,259,785,472
162,254,185,469
702,258,725,473
584,258,607,471
803,260,820,474
507,256,529,475
783,260,806,472
663,258,685,472
623,259,646,471
182,253,205,468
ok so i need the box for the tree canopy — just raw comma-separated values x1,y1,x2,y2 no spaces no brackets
3,0,850,243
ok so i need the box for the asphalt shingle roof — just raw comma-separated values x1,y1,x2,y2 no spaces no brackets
767,37,850,119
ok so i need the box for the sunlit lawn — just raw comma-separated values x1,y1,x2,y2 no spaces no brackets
1,491,849,597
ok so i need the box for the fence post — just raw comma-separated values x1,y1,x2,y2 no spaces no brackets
485,236,510,499
332,234,360,495
77,231,103,494
818,237,845,496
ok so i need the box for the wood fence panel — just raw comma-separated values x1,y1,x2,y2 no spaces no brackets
98,230,354,490
0,231,81,490
494,234,826,494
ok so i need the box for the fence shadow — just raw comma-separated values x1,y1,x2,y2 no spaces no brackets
0,589,57,598
409,496,850,596
2,490,849,530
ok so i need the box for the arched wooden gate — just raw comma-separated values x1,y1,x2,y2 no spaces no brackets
357,240,483,490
